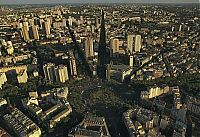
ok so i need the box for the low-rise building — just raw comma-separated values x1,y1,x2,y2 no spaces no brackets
3,107,41,137
68,116,111,137
0,72,7,89
0,127,10,137
141,85,170,99
0,98,7,107
50,105,72,128
187,96,200,114
17,69,28,83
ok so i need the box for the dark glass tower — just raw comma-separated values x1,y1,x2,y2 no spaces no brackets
97,9,107,79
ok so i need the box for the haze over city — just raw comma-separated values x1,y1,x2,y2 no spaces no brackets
0,0,199,4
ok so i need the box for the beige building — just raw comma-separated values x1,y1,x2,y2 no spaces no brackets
0,72,7,89
3,108,41,137
0,65,27,73
31,25,39,40
111,38,120,54
69,56,77,77
85,35,94,58
43,63,68,83
22,25,30,42
5,41,14,55
55,65,69,83
141,86,170,99
50,105,72,128
134,35,142,52
43,63,56,83
17,69,28,83
44,18,51,37
127,34,134,53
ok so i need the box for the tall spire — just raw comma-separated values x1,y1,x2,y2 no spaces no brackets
97,9,107,79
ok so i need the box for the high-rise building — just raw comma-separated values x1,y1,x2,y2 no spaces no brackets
31,25,39,40
43,63,56,83
43,63,69,83
97,9,107,80
22,25,30,42
69,56,77,77
44,19,51,37
127,34,134,53
95,16,100,28
85,35,94,58
134,35,142,52
129,55,134,67
56,65,69,83
111,38,120,54
68,16,73,26
23,21,29,31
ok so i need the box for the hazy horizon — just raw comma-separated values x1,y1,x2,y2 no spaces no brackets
0,0,199,5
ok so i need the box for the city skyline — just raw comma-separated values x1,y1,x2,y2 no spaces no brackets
0,0,199,5
0,2,199,137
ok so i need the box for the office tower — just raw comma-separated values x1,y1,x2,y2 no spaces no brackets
44,19,51,37
134,35,142,52
97,9,107,79
22,25,30,42
85,35,94,58
43,63,56,83
30,25,39,40
56,65,69,83
127,34,134,53
129,55,134,67
111,38,120,54
69,56,77,77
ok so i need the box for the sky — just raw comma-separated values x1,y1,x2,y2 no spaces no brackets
0,0,199,5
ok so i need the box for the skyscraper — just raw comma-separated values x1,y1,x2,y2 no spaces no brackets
134,35,142,52
127,34,134,53
85,35,94,58
97,9,107,79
